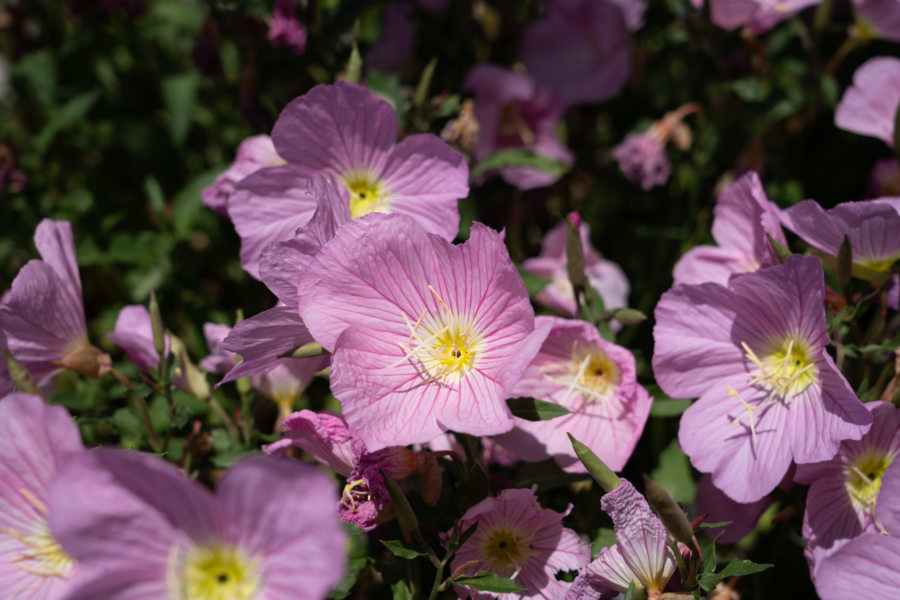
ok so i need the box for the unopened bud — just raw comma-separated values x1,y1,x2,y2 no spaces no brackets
566,213,585,292
837,235,852,290
568,433,621,493
642,473,695,547
149,292,165,357
168,332,210,400
5,350,38,394
59,343,112,379
381,470,420,538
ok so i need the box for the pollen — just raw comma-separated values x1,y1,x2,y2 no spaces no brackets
541,341,621,407
2,488,73,582
342,171,388,218
741,336,818,400
845,450,894,513
171,542,262,600
479,526,538,578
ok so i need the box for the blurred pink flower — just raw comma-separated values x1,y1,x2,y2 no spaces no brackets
298,215,549,450
268,0,307,54
709,0,820,34
450,486,590,600
613,103,698,190
867,159,900,198
202,135,284,216
852,0,900,42
49,450,346,600
106,305,167,372
498,316,651,473
835,56,900,147
653,256,871,502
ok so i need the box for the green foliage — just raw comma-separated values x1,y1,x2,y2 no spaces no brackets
449,572,526,594
506,397,571,421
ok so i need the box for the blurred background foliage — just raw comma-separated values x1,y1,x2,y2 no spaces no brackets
2,1,898,597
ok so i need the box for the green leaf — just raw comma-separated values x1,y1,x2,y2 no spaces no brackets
591,527,616,559
698,521,733,529
650,439,695,504
391,580,413,600
697,559,773,591
451,572,526,594
414,57,438,107
470,149,569,180
646,385,692,418
623,580,648,600
343,44,362,85
612,308,647,325
696,529,719,575
518,267,549,297
382,540,427,560
35,91,100,153
162,72,199,145
329,530,370,599
506,397,571,421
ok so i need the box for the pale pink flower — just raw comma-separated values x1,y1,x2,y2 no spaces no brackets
835,56,900,148
298,215,549,450
567,480,676,599
521,219,629,318
49,451,345,600
106,305,167,371
202,135,284,216
709,0,821,33
653,256,871,502
450,486,590,600
0,393,84,599
497,316,651,473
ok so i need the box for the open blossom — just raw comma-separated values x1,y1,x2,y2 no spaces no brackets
693,473,773,544
567,479,677,599
673,171,786,286
229,81,468,277
0,393,84,599
202,135,283,216
835,56,900,148
0,219,111,387
521,219,629,318
49,450,345,600
796,402,900,573
464,65,573,190
268,0,306,54
519,0,630,107
498,316,652,473
811,459,900,598
298,214,549,451
708,0,820,33
653,255,871,502
852,0,900,41
449,487,590,600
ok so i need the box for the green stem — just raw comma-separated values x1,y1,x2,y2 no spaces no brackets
132,395,164,453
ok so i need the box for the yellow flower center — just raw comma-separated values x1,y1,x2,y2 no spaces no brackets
742,336,818,400
2,488,73,581
341,478,372,512
857,255,900,273
541,341,621,406
342,171,388,218
845,450,894,512
479,526,537,577
171,543,262,600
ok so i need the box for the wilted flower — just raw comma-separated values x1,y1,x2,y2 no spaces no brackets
567,479,677,599
498,316,652,473
298,215,549,450
450,486,590,600
202,135,284,216
49,450,346,600
835,56,900,148
653,256,871,502
0,393,83,599
613,103,698,190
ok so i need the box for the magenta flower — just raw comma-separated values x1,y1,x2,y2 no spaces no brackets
693,473,773,544
835,56,900,148
653,256,871,502
298,215,549,451
497,316,652,473
796,402,900,570
853,0,900,42
202,135,283,216
367,2,417,73
708,0,820,33
673,171,787,286
449,486,590,600
49,450,345,600
0,219,111,386
464,65,573,190
567,479,677,599
781,198,900,285
0,329,11,396
810,459,900,599
0,393,84,599
521,219,629,318
229,81,468,277
268,0,307,54
519,0,630,107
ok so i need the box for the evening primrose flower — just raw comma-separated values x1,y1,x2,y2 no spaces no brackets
653,255,871,502
228,81,468,277
835,56,900,148
450,487,590,600
202,135,284,216
708,0,820,34
497,316,652,473
567,480,676,600
48,451,345,600
298,215,549,450
0,393,84,599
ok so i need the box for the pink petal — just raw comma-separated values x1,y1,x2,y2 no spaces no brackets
106,305,161,371
834,56,900,147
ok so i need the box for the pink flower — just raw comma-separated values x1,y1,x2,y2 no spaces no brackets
229,81,468,277
519,0,631,107
449,487,590,600
673,171,787,286
464,65,573,190
810,459,900,599
693,474,773,544
521,219,629,318
708,0,821,34
835,56,900,148
612,132,670,190
567,480,677,599
653,256,872,502
49,450,346,600
268,0,307,54
497,316,652,473
367,3,417,73
867,159,900,198
0,393,84,599
202,135,284,216
106,305,167,371
298,215,550,450
0,329,11,397
853,0,900,43
796,402,900,571
0,220,111,387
